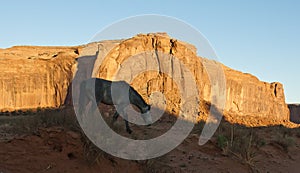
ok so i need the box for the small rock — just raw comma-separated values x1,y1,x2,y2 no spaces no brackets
67,131,80,139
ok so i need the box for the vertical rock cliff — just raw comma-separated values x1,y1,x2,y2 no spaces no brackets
0,34,291,126
91,33,289,126
0,46,79,111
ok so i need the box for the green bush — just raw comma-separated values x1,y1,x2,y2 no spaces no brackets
217,134,228,149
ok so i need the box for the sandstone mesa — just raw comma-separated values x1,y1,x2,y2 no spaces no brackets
0,33,297,127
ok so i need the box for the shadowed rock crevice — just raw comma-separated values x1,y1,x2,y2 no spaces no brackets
274,83,278,97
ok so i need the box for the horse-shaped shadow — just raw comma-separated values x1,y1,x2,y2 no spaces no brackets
78,78,152,134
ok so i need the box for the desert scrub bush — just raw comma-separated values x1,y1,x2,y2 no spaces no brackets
215,123,262,166
23,109,32,115
273,125,293,137
217,134,228,148
11,110,17,116
257,138,266,147
36,107,42,112
217,134,229,155
269,125,296,151
232,129,257,165
274,134,295,152
4,111,10,115
81,131,110,165
17,109,23,115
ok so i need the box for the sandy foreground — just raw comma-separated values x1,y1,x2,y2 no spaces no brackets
0,106,300,173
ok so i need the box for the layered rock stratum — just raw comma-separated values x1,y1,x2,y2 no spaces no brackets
0,33,294,127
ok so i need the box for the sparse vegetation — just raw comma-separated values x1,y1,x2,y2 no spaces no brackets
274,134,296,152
217,134,229,155
1,108,300,172
211,120,300,173
36,107,42,112
214,122,260,167
81,132,105,165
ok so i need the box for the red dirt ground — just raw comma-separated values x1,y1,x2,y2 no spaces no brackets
0,108,300,173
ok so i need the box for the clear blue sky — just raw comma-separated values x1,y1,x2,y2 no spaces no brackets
1,0,299,103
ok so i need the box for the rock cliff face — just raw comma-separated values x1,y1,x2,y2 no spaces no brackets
91,33,289,126
288,104,300,123
0,33,291,126
223,66,289,125
0,46,79,111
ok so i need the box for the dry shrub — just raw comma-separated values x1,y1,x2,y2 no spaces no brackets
215,122,262,167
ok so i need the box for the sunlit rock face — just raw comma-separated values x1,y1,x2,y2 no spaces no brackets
0,33,289,126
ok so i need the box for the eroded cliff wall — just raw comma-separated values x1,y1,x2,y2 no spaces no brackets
0,46,79,111
0,34,290,126
92,33,289,126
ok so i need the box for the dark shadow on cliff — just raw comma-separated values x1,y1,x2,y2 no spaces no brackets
63,49,99,107
288,104,300,124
